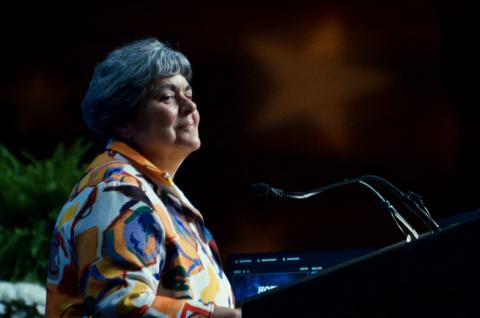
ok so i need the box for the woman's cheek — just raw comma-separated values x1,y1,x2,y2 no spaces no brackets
156,106,177,127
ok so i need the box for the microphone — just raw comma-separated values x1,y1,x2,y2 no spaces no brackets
250,175,440,241
357,175,440,232
249,183,285,199
250,178,360,200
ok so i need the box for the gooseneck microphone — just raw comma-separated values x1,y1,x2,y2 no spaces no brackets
250,175,440,241
358,175,440,233
250,178,360,200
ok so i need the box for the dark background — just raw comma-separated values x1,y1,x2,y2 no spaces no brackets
0,1,476,264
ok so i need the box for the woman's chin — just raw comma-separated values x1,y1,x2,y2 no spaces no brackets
191,139,201,151
180,138,201,153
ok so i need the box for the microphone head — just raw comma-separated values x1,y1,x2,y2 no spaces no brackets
249,183,271,197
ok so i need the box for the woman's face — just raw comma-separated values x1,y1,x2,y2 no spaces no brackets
129,74,201,162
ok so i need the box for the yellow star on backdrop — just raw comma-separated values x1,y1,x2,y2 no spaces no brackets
244,15,393,153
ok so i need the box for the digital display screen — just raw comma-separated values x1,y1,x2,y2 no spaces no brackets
227,248,375,303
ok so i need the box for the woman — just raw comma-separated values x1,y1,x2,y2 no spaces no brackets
46,38,240,318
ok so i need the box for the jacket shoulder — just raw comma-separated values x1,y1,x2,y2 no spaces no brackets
73,154,144,196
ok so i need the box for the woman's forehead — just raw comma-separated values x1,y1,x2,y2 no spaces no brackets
151,74,191,90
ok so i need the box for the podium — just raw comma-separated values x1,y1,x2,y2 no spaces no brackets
242,213,480,317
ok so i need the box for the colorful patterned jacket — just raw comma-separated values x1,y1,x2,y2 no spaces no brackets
46,140,234,317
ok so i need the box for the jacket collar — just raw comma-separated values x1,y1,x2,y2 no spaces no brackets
106,139,203,220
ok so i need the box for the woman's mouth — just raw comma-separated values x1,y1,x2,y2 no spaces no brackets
177,122,195,130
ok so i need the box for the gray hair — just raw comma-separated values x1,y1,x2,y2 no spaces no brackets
81,38,192,139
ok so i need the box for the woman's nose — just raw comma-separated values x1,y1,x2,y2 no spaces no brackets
179,95,197,114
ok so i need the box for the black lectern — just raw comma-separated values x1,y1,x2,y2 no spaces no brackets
242,214,480,317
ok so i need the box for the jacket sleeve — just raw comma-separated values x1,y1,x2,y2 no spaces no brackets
73,180,215,318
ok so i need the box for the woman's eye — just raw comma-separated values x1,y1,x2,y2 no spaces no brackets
160,95,175,102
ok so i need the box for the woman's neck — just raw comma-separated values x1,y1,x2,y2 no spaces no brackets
149,154,185,179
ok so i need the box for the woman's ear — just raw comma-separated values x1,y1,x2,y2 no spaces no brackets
114,122,133,140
